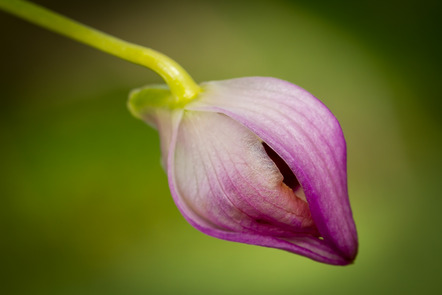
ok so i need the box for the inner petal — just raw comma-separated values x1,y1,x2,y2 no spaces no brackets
263,142,299,190
262,142,307,202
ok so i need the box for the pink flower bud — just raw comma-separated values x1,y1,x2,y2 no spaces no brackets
130,77,358,265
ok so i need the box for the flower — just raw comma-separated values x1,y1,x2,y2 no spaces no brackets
129,77,358,265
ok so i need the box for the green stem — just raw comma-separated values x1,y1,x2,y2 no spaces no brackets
0,0,201,102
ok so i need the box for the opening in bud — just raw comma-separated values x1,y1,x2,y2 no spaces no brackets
262,142,300,191
262,141,318,236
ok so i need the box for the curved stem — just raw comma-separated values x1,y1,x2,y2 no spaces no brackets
0,0,201,101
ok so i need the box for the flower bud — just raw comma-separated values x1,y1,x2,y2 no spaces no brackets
129,77,358,265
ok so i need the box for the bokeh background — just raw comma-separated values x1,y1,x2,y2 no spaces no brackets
1,0,441,294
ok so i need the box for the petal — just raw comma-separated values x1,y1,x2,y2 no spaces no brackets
185,77,358,263
167,110,349,264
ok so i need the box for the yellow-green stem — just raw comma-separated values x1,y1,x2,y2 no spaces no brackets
0,0,201,102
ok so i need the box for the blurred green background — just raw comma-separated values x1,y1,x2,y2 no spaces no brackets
1,0,441,294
